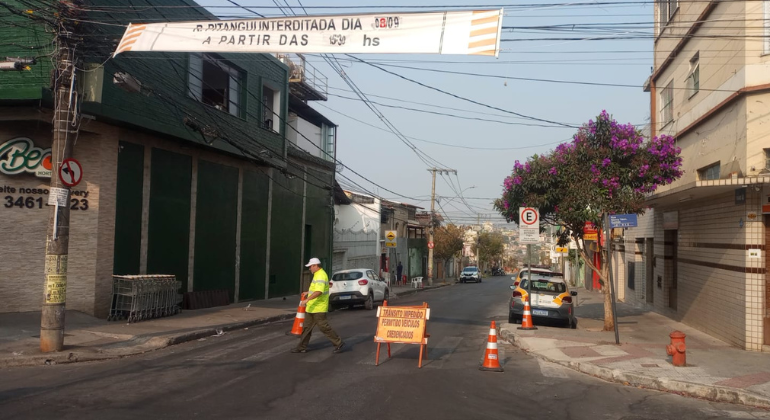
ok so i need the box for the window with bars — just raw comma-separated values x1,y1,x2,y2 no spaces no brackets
687,52,699,98
660,81,674,126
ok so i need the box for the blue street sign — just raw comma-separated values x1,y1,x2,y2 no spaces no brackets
609,214,638,228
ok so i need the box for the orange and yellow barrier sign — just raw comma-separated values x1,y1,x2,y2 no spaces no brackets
374,301,431,367
375,306,428,344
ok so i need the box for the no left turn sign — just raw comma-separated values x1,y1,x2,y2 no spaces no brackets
59,158,83,187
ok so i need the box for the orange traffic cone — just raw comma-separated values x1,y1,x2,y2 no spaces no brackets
287,293,308,336
480,321,504,372
518,298,538,330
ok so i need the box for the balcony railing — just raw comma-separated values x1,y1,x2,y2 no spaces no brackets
277,53,328,101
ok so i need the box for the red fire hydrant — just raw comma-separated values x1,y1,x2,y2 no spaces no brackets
666,331,687,367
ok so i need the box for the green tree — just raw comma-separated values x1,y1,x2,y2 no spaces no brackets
494,111,683,331
473,231,504,270
433,224,465,279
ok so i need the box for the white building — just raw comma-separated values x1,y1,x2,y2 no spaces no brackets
332,191,381,274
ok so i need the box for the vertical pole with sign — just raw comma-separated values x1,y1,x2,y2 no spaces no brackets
518,207,539,330
605,214,620,345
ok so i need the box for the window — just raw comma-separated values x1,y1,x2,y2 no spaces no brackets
687,52,699,98
188,54,242,117
659,0,678,29
698,162,720,180
765,148,770,170
660,81,674,126
332,271,364,281
321,124,335,162
262,84,281,133
765,0,770,54
519,279,567,294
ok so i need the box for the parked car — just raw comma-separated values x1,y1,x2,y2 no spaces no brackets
460,266,482,283
329,269,389,310
508,276,577,328
512,268,562,287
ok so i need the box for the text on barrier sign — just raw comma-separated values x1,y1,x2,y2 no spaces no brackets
374,302,431,368
376,307,428,343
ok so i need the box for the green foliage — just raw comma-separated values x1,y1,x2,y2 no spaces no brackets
433,224,464,262
473,231,505,266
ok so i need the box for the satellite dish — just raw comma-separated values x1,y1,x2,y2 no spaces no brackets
336,164,344,174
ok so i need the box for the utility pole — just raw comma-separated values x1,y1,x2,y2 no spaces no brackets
40,0,82,352
427,167,456,286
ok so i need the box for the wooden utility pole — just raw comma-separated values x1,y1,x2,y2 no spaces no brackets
41,0,81,352
427,168,455,286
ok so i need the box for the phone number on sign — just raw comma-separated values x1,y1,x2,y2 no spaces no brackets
4,196,88,210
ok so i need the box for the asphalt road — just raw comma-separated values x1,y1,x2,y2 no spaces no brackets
1,277,768,420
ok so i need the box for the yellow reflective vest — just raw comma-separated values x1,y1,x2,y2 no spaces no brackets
307,268,330,313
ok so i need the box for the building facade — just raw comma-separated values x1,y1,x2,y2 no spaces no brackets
636,0,770,350
0,0,335,317
332,191,381,274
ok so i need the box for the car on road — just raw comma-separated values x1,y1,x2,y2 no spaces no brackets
460,266,482,283
509,276,577,328
329,269,389,310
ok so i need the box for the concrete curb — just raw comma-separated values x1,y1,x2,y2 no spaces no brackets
498,326,770,409
392,282,453,298
0,313,295,369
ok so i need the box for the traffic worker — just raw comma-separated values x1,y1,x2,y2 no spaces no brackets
292,258,345,354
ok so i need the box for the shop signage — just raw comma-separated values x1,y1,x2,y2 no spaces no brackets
0,137,52,178
583,221,598,241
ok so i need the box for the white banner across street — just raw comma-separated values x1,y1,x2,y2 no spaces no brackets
113,10,503,57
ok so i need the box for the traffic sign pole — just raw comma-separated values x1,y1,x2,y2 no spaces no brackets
605,214,620,345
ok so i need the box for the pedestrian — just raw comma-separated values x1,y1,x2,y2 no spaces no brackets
397,261,403,286
292,258,345,354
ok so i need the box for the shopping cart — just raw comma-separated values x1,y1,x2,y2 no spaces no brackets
108,275,182,323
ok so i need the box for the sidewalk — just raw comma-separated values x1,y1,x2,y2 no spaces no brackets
0,295,301,368
389,279,454,299
0,281,451,368
499,289,770,408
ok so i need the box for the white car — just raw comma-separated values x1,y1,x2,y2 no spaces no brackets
329,269,389,310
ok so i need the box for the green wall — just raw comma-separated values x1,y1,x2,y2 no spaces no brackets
239,170,270,301
113,141,144,275
304,168,332,269
269,171,304,298
193,160,239,300
147,148,192,290
0,1,55,100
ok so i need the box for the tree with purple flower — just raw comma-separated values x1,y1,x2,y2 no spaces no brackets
494,111,683,331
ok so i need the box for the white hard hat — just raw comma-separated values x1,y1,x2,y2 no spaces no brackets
305,257,322,267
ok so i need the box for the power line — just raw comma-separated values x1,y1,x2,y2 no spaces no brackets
346,55,577,128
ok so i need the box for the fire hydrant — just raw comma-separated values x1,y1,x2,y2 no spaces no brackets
666,330,687,367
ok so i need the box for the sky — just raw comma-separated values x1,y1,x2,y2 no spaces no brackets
207,0,656,226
